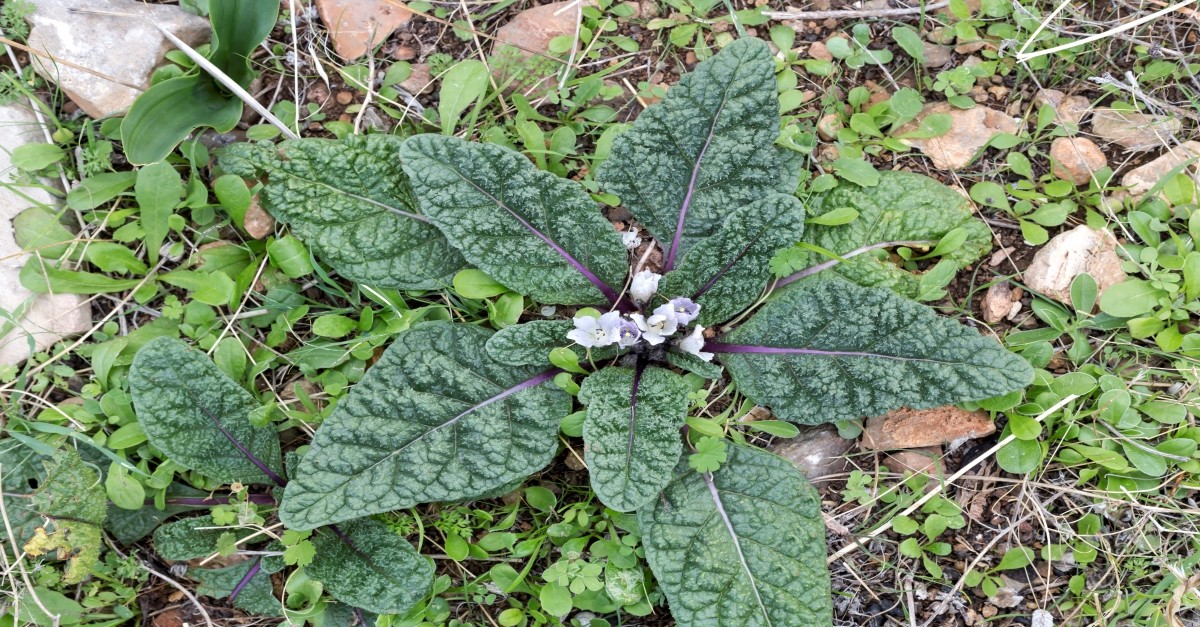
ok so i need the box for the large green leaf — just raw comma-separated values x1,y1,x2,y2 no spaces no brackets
122,74,243,165
309,519,434,615
579,366,690,512
787,171,991,297
399,135,628,305
129,337,284,485
194,557,285,616
220,135,466,290
485,319,620,366
660,193,805,326
280,322,569,530
0,441,49,545
596,38,799,269
639,445,832,625
23,449,106,584
153,515,227,560
715,275,1033,424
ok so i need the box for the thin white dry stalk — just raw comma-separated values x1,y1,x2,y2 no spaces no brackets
765,0,949,21
827,394,1079,565
152,25,299,140
555,0,586,93
1015,0,1200,62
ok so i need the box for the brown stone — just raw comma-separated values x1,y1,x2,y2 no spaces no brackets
982,282,1013,324
492,0,583,97
861,406,996,450
1023,225,1127,306
1049,137,1107,185
817,114,842,142
921,42,953,68
883,446,944,478
392,44,418,61
1091,108,1182,151
399,63,433,94
896,102,1021,170
494,2,580,58
336,90,354,105
770,424,854,483
316,0,413,60
808,41,833,62
1033,88,1090,126
243,198,276,240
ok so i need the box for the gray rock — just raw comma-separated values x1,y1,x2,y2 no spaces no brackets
1023,225,1127,307
921,42,953,68
25,0,210,118
896,101,1021,170
1090,108,1182,152
769,424,853,482
1,103,90,366
1121,140,1200,200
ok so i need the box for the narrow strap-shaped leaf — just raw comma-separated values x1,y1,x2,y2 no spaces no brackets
309,519,434,615
219,135,466,290
207,0,278,88
399,135,628,305
579,364,690,512
714,275,1033,424
597,38,800,269
121,75,243,165
130,337,284,485
280,322,569,530
660,193,805,325
639,445,832,626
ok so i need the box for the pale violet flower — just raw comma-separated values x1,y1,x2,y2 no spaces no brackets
669,297,700,325
621,228,642,250
567,311,622,348
629,270,661,304
631,303,679,345
678,325,713,362
615,318,642,347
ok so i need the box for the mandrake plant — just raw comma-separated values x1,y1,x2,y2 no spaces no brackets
117,37,1033,624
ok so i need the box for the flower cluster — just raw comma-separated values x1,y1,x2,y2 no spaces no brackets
566,271,713,361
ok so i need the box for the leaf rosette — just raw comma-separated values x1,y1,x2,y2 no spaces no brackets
124,36,1033,625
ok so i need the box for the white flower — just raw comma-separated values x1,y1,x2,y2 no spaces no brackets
540,305,557,317
669,297,700,325
629,270,661,304
567,311,622,348
677,325,713,362
615,318,641,347
631,303,679,345
621,228,642,249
